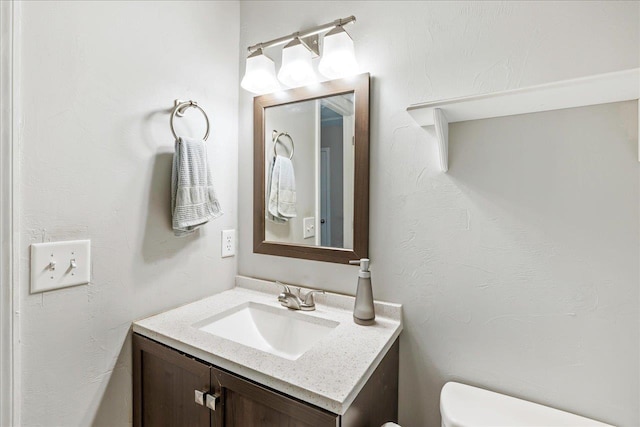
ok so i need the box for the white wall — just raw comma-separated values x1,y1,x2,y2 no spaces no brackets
238,2,639,426
0,2,16,425
17,1,239,425
265,103,317,245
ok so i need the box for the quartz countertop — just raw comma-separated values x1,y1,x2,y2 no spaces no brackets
132,275,403,414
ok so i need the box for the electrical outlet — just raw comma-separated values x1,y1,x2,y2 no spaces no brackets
303,217,315,239
221,229,235,258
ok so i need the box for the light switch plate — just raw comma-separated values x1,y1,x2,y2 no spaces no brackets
303,217,315,239
30,240,91,293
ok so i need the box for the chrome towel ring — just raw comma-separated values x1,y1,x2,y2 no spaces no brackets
272,130,294,159
170,99,210,141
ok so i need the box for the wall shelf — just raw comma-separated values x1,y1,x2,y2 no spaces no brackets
407,68,640,172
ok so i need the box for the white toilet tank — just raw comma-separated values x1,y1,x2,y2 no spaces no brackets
440,382,613,427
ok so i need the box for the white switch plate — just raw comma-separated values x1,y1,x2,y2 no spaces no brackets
30,239,91,293
221,229,235,258
303,217,315,239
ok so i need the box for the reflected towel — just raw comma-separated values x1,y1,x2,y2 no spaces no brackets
171,137,223,236
267,155,297,223
266,157,286,224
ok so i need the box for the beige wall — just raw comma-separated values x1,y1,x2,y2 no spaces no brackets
17,2,239,425
238,2,640,426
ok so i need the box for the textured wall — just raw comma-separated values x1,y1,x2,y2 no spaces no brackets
238,2,639,426
18,2,239,425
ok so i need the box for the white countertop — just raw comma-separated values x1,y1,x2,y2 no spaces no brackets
132,275,403,415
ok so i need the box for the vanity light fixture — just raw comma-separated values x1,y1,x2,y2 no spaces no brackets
277,37,316,88
240,48,281,95
241,15,357,94
318,25,358,79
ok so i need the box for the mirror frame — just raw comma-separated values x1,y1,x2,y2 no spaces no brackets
253,73,370,264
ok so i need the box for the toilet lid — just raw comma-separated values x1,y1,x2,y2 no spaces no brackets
440,382,613,427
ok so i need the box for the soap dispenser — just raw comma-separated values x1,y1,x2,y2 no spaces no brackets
350,258,375,325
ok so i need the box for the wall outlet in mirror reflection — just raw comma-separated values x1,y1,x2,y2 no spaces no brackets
303,217,315,239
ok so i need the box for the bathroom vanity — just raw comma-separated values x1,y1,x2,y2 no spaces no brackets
132,276,402,426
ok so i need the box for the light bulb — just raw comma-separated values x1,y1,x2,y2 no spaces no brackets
318,26,358,79
240,49,281,95
278,38,316,88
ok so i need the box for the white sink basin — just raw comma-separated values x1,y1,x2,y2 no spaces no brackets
193,302,339,360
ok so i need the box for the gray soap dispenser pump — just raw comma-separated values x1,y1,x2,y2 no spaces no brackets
350,258,375,325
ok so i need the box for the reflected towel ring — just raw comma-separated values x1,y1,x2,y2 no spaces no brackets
272,130,294,159
170,100,210,141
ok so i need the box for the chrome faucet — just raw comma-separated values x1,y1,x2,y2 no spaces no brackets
276,281,325,311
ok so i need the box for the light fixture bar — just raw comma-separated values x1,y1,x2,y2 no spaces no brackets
247,15,356,53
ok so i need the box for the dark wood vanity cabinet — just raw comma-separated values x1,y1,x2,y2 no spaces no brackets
133,333,399,427
133,334,212,426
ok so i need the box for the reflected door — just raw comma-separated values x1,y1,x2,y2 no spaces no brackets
320,147,331,246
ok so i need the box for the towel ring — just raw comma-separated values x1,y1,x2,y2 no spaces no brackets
272,131,294,159
170,100,210,141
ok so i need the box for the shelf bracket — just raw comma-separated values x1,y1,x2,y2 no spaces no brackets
433,108,449,172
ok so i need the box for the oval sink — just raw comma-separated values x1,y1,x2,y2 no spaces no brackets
193,302,339,360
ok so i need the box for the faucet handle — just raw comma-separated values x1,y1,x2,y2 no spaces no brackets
300,289,325,306
275,281,291,294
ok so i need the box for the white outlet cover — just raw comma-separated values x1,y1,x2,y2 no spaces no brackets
30,240,91,293
221,229,236,258
303,217,315,239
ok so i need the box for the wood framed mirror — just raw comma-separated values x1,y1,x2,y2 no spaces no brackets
253,73,370,264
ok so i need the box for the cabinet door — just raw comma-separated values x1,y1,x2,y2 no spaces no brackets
211,367,339,427
133,334,212,427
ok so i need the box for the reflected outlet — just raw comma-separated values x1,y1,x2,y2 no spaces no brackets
303,217,315,239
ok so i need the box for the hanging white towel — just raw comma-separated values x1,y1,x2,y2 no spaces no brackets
171,137,223,236
266,157,286,224
267,155,297,222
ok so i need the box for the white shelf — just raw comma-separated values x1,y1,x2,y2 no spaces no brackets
407,68,640,172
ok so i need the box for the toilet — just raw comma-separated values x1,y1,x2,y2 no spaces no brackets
384,381,613,427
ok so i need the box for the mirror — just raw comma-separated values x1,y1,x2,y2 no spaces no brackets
253,74,369,264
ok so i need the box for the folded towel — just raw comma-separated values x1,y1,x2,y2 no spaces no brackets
267,155,297,223
171,137,223,236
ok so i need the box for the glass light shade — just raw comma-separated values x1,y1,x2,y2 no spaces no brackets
277,38,316,88
241,50,280,95
318,26,358,79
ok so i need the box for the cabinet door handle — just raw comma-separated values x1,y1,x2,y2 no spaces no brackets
195,390,220,411
205,393,220,411
194,390,206,406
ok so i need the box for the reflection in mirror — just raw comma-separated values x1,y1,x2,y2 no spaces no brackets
264,93,354,250
254,73,369,264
